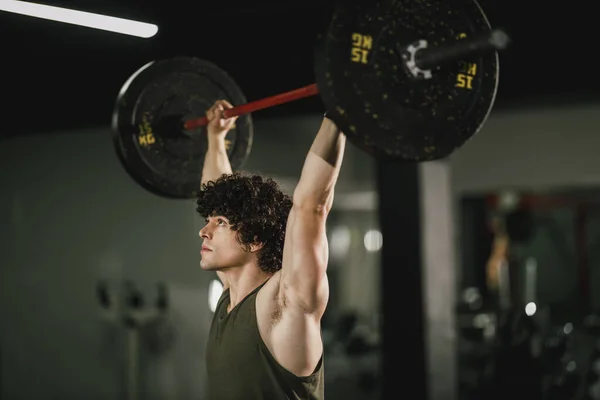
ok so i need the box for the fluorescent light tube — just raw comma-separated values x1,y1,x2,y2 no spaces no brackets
0,0,158,38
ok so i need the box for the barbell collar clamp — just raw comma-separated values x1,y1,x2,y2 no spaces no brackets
414,29,510,71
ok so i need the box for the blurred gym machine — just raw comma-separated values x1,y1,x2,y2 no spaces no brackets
579,315,600,400
96,280,173,400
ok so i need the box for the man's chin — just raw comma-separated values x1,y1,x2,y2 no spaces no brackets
200,261,218,271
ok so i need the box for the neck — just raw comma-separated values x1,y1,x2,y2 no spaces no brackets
225,264,272,310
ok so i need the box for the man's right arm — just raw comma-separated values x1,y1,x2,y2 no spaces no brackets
201,138,232,185
200,100,236,185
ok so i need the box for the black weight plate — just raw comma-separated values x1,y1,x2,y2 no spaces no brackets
314,33,355,141
316,0,499,162
315,5,386,160
112,57,253,198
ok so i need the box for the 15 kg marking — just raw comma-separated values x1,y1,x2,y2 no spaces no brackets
351,33,372,64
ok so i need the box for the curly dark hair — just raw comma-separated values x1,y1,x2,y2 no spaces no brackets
195,172,293,274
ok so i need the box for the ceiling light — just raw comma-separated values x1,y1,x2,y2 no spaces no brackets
0,0,158,38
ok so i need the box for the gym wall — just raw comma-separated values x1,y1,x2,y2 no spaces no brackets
0,128,212,399
451,101,600,193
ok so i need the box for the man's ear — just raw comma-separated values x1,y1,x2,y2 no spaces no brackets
249,241,265,253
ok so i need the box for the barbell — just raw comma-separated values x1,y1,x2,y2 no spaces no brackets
112,0,509,199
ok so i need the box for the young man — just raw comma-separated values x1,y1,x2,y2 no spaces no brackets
197,99,346,399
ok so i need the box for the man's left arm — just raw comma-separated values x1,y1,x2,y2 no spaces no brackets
279,116,346,315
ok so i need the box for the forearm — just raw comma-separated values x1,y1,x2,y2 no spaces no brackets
293,118,346,210
201,138,233,185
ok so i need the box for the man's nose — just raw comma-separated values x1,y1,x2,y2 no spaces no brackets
199,225,211,239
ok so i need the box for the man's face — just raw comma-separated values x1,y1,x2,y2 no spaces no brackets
198,215,254,271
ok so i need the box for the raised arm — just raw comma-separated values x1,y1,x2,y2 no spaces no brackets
201,100,237,288
201,100,236,185
280,116,346,316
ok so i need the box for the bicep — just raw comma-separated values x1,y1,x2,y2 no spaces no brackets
280,205,330,314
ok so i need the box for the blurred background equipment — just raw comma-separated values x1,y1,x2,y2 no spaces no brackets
96,280,173,400
457,189,600,400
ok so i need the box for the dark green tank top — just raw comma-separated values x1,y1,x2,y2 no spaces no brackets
205,282,324,400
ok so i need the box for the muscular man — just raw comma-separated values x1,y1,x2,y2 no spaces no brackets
197,99,346,399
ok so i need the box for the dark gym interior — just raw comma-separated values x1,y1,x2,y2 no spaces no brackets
1,0,599,399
